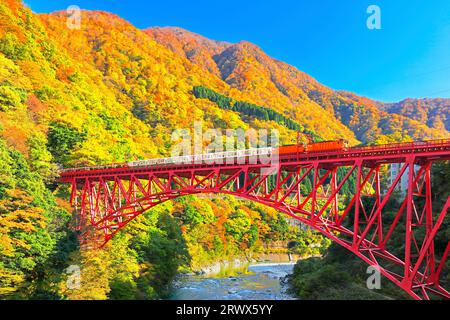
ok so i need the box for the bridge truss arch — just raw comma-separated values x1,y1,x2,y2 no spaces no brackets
61,140,450,300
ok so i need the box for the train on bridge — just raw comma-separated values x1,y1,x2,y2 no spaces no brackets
62,138,450,173
62,139,350,172
128,139,349,168
276,139,348,155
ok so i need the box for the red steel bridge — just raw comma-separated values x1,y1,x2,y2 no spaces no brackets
60,139,450,300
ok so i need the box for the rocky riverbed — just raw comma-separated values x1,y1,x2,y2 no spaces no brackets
170,263,297,300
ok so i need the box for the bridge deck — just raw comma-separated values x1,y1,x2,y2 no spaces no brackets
60,139,450,182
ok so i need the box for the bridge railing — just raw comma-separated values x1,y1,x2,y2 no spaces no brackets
60,147,274,173
347,138,450,154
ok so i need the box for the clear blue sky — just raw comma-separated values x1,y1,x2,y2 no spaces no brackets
24,0,450,102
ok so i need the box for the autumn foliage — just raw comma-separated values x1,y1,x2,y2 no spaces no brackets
0,0,448,300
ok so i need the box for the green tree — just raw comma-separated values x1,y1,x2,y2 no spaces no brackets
46,122,86,163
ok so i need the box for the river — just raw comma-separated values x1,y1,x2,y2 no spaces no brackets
170,263,297,300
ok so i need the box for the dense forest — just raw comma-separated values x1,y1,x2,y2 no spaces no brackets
0,0,448,300
193,86,305,133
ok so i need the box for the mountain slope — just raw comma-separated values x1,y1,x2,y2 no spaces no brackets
145,27,230,77
381,98,450,132
39,11,336,149
145,27,449,144
148,29,361,144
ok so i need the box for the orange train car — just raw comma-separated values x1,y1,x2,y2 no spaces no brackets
276,144,306,155
275,139,348,156
306,139,348,153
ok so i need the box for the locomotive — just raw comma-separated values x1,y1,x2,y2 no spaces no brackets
275,139,349,155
